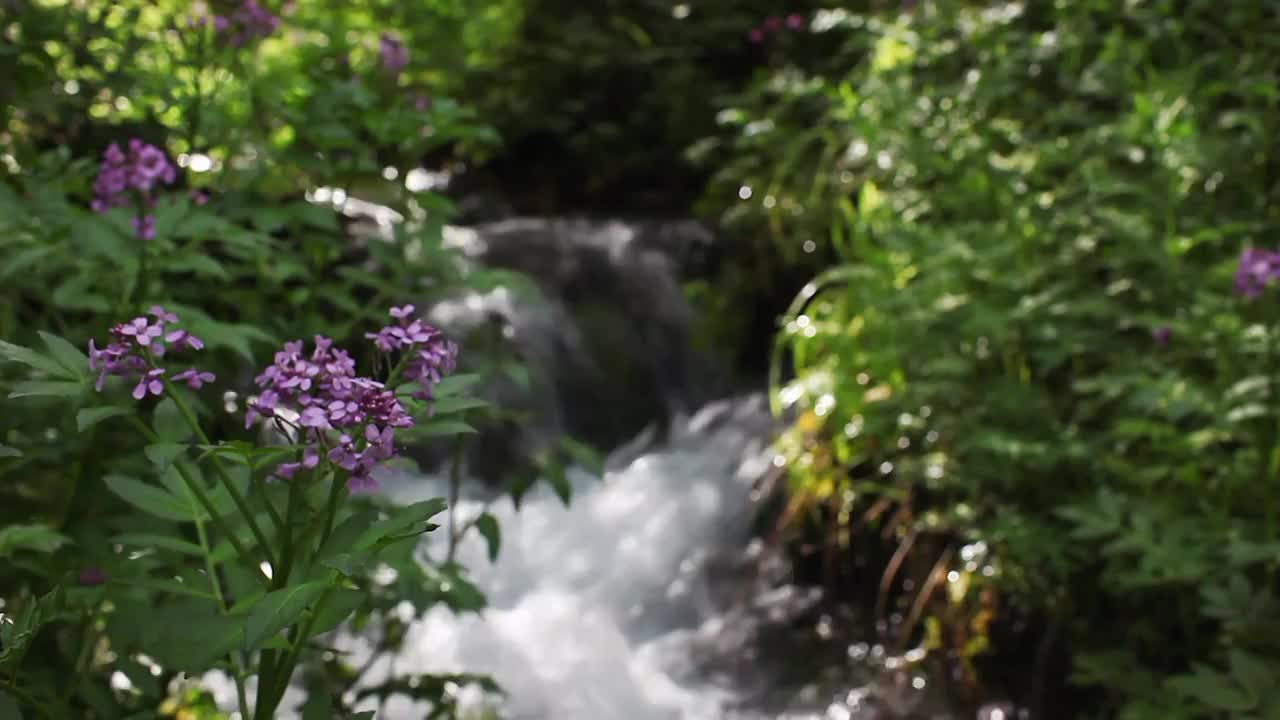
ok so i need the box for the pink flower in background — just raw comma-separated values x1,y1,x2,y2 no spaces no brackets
213,0,279,47
91,139,177,239
78,567,107,587
786,13,805,29
748,27,764,43
764,15,782,31
380,33,409,75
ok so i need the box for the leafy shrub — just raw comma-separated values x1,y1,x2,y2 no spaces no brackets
0,1,574,717
709,1,1280,715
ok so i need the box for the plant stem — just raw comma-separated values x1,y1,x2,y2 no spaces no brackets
125,416,269,587
446,440,466,564
318,469,346,551
165,384,278,567
185,481,251,719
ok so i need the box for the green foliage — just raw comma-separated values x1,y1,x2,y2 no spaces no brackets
720,1,1280,714
0,1,563,717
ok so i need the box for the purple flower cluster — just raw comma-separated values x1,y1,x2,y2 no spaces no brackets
88,307,213,399
1234,247,1280,299
245,335,414,491
213,0,280,47
379,33,409,75
748,13,805,43
366,305,458,402
91,140,178,240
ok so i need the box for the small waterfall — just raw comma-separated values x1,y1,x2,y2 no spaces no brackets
353,394,780,719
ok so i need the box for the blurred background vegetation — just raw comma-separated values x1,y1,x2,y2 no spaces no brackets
6,0,1280,717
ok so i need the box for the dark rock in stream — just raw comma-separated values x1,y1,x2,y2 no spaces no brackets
410,216,729,483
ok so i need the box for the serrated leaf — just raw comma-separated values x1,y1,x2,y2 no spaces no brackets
77,406,130,432
0,524,68,556
474,512,500,562
243,581,327,653
38,331,88,378
104,474,196,522
112,533,205,557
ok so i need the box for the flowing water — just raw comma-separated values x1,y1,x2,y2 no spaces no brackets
326,394,945,720
200,196,964,718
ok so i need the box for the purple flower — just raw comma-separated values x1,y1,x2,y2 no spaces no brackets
89,310,208,399
214,0,279,47
785,13,805,29
132,368,167,400
366,306,459,403
274,447,319,480
248,332,420,490
172,369,216,389
1235,247,1280,298
90,140,177,239
1151,326,1172,347
748,27,764,43
380,33,409,75
763,15,782,31
78,567,107,587
131,215,156,241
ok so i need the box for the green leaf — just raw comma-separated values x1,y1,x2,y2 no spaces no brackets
164,253,231,280
544,456,571,506
145,443,187,470
104,474,196,522
148,601,245,672
307,587,365,637
355,498,448,551
38,331,88,378
504,363,532,391
316,510,379,560
0,445,20,458
560,436,604,474
433,373,481,397
243,581,327,653
428,395,491,414
411,419,477,437
77,406,131,432
0,524,68,556
124,578,217,601
0,691,22,720
0,339,66,376
112,533,205,557
153,398,193,442
1170,669,1255,711
474,512,501,562
8,379,85,399
1230,649,1272,704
